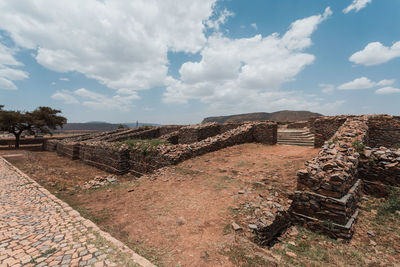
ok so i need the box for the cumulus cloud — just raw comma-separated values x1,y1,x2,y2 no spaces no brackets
60,77,69,81
320,84,335,94
349,41,400,66
52,88,139,111
343,0,372,14
51,90,79,104
205,8,234,31
163,7,333,111
375,87,400,95
250,23,258,30
338,77,396,90
0,43,29,90
0,0,218,96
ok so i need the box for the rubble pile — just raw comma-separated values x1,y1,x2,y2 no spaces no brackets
82,175,118,189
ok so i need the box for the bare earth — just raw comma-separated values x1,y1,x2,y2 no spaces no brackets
2,144,400,266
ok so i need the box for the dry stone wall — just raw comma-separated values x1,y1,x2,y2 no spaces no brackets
311,116,347,147
56,142,81,160
291,116,368,239
79,143,130,174
367,115,400,148
359,147,400,197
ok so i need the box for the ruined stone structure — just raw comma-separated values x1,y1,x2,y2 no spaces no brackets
288,115,400,240
44,114,400,242
45,121,277,175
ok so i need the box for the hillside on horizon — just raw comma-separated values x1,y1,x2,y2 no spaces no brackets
202,110,323,123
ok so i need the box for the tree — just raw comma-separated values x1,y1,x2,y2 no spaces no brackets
0,106,67,148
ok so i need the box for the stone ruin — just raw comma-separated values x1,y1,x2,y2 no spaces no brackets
256,114,400,244
44,114,400,243
44,121,277,174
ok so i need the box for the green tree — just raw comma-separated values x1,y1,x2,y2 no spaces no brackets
0,106,67,148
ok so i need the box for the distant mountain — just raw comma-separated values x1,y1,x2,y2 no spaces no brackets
202,110,323,123
58,122,160,131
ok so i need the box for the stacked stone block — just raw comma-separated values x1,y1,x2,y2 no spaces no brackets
291,116,368,239
79,143,130,174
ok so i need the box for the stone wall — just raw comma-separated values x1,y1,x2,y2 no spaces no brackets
311,116,347,147
177,123,221,144
287,121,309,129
56,142,81,160
79,143,130,174
359,147,400,196
367,115,400,148
43,139,58,151
105,126,182,143
291,116,368,239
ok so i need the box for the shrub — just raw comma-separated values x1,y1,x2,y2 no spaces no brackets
352,140,365,154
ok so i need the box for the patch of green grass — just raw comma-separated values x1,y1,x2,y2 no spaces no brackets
89,232,141,267
352,140,365,154
29,248,57,264
378,187,400,217
235,161,252,168
116,138,169,151
74,206,112,225
220,245,273,267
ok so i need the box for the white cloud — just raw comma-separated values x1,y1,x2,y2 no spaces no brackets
376,79,395,87
52,88,139,111
250,23,257,30
60,77,69,81
349,41,400,66
205,8,234,31
320,83,335,94
51,82,56,86
163,7,334,111
338,77,375,90
0,43,28,90
0,0,218,95
375,87,400,95
343,0,372,14
52,90,79,104
338,77,396,90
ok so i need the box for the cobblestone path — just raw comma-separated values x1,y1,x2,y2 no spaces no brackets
0,157,154,267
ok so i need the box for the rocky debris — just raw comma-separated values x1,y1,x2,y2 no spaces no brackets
232,222,242,231
82,175,118,189
176,216,187,226
285,251,297,258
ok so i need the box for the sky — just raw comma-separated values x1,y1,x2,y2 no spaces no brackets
0,0,399,124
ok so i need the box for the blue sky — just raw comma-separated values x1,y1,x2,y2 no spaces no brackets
0,0,399,124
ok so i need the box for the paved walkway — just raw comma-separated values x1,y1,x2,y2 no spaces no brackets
0,157,154,267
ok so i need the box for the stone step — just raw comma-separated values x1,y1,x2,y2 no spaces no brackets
277,141,314,147
278,137,314,141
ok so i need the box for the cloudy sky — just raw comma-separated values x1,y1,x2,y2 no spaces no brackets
0,0,399,124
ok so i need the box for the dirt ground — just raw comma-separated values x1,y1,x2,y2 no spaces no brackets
2,144,400,266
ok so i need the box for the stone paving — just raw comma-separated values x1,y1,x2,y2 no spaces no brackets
0,157,155,267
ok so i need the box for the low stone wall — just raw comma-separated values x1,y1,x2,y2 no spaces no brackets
311,116,347,148
105,126,182,143
160,122,277,165
290,116,368,239
367,115,400,148
359,147,400,196
43,139,58,151
177,123,221,144
287,121,309,129
292,179,361,225
79,143,130,174
56,142,80,160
